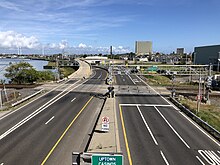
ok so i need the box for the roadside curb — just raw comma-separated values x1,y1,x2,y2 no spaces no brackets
87,97,121,153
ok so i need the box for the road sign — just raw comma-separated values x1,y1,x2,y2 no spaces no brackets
196,95,202,101
101,123,109,132
102,116,110,132
92,154,123,165
102,116,109,124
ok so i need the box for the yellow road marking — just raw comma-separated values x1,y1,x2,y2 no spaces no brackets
41,96,94,165
119,105,133,165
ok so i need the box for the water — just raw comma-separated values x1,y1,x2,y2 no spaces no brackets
0,58,49,82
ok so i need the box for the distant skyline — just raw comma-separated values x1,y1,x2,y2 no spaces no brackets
0,0,220,54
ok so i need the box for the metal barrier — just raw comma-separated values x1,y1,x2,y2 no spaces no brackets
169,97,220,142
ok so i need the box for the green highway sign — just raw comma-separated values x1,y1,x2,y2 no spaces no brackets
92,154,123,165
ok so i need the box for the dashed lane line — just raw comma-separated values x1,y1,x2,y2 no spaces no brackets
154,106,190,149
45,116,55,125
41,96,94,165
137,105,158,146
71,98,76,102
160,151,170,165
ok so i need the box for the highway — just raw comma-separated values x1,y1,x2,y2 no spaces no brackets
114,70,220,165
0,68,108,165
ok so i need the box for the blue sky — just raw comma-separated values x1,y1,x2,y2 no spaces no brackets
0,0,220,54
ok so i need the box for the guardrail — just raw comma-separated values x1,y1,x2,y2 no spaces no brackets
169,97,220,142
11,89,44,107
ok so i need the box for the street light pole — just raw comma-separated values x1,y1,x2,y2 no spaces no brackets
197,70,201,114
0,89,2,109
218,52,220,72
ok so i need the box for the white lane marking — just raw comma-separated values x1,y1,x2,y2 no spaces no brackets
120,104,172,107
0,79,80,121
180,112,220,147
196,156,206,165
136,75,176,108
137,105,158,145
0,80,87,141
71,98,76,102
198,150,220,165
154,106,190,149
45,116,55,125
1,163,4,165
136,75,220,148
218,151,220,154
127,74,136,85
160,151,169,165
97,72,102,79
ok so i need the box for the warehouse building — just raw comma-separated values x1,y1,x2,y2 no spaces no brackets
194,45,220,71
135,41,152,56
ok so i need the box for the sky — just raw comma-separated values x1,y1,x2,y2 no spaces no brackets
0,0,220,55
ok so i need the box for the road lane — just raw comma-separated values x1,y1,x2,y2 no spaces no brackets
117,94,220,165
0,79,79,135
0,92,103,165
119,105,165,164
0,68,108,165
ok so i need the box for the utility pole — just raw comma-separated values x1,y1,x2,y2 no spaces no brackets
197,70,201,114
0,89,2,109
218,52,220,72
171,74,175,97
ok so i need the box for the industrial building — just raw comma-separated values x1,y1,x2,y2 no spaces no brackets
194,45,220,71
135,41,152,56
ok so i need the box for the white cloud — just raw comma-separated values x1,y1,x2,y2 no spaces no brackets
59,40,68,50
0,0,23,11
78,43,87,48
0,31,40,49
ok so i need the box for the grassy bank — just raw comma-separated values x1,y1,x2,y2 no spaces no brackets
179,98,220,132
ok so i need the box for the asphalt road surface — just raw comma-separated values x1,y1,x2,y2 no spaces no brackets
0,67,108,165
115,72,220,165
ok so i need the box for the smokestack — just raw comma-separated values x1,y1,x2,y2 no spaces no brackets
110,46,112,55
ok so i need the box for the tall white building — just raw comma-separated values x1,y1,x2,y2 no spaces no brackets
135,41,152,56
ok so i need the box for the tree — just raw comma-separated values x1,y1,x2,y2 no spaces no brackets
4,62,38,84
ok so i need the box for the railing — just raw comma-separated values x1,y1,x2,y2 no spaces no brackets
169,97,220,142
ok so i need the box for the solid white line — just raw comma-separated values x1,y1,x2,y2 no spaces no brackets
180,112,220,147
196,156,205,165
120,104,172,107
137,105,158,146
136,75,173,105
160,151,169,165
127,74,136,85
154,106,190,149
71,98,76,102
45,116,55,125
0,80,87,141
136,75,220,148
0,79,80,121
1,163,4,165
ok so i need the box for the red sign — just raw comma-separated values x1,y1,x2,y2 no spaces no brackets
196,95,202,101
102,116,109,124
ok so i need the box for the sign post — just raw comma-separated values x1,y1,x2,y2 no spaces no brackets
101,116,109,132
92,154,123,165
